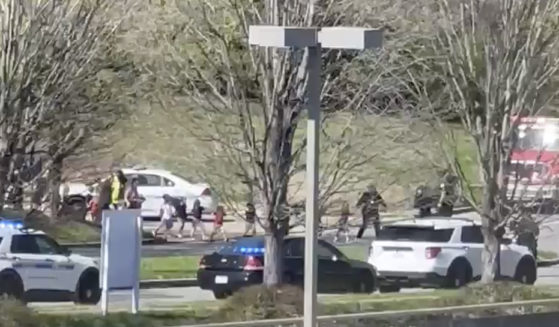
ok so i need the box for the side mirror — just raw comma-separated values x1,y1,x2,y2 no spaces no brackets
61,246,72,256
332,255,338,262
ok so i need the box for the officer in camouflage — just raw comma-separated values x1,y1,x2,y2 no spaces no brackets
510,208,539,258
356,184,386,239
438,170,458,216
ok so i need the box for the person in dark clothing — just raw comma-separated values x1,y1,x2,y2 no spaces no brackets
243,202,257,236
190,199,207,240
356,185,386,239
169,196,188,238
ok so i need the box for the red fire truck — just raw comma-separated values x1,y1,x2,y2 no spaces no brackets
508,116,559,204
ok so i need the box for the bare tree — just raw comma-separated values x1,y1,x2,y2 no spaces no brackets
125,0,393,286
0,0,127,216
416,0,559,282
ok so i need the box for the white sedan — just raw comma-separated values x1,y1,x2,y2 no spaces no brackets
62,168,218,218
122,168,218,217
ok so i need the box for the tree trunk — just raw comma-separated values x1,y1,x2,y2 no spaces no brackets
48,158,63,219
481,221,499,283
480,179,499,283
263,228,284,286
0,154,9,212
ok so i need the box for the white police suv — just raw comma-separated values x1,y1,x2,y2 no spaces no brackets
368,217,536,293
0,220,100,304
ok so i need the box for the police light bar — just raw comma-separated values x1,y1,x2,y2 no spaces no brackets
0,219,24,229
240,247,265,254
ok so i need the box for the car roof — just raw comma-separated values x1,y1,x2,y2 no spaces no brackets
0,228,44,237
122,168,173,176
388,217,479,229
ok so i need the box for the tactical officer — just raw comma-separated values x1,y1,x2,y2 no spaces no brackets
356,185,386,239
510,209,539,258
438,171,457,216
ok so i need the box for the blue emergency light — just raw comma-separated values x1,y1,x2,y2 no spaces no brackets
240,247,265,254
0,219,24,229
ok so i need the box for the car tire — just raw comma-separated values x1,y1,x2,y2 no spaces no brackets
379,284,401,293
354,272,375,294
445,259,471,288
0,270,24,301
514,257,537,285
419,208,430,217
213,290,231,299
75,269,101,305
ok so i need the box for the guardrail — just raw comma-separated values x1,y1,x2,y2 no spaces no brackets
170,298,559,327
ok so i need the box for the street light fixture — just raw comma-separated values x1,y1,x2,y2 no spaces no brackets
249,25,383,327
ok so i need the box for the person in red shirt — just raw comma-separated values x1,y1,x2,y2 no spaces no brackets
209,205,228,242
87,195,100,223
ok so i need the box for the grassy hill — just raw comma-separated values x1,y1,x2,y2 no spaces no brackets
87,100,479,212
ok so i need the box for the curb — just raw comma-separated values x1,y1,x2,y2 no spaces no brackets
537,259,559,268
62,238,160,248
140,278,198,289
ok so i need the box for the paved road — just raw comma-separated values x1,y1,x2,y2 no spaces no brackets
30,286,436,314
32,213,559,313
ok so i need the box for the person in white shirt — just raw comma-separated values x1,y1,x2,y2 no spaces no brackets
153,194,176,239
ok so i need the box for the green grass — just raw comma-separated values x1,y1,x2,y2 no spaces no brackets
339,245,368,261
539,250,559,261
140,256,199,280
108,106,471,209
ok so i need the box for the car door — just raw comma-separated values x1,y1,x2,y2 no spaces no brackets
160,176,183,198
317,241,352,293
135,174,163,217
10,235,59,291
283,239,304,287
460,226,484,278
33,235,76,291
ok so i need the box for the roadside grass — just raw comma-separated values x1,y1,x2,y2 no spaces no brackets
141,256,199,280
539,250,559,261
31,283,559,326
339,245,368,261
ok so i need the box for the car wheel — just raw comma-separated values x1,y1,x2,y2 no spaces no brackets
354,272,375,293
75,270,101,305
213,290,231,299
0,270,24,301
514,258,537,285
379,284,401,293
419,208,430,217
445,260,470,288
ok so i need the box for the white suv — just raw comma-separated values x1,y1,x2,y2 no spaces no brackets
122,168,218,217
368,217,536,293
0,222,100,303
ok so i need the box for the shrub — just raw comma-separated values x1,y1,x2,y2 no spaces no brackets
0,299,36,327
214,285,304,322
449,282,554,305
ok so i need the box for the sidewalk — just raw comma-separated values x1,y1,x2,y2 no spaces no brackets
155,208,458,243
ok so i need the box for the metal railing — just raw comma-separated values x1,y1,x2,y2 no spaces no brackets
171,298,559,327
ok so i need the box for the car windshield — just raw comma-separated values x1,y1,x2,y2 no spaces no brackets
218,238,265,256
515,126,559,151
378,226,453,243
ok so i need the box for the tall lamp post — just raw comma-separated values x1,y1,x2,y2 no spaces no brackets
249,26,383,327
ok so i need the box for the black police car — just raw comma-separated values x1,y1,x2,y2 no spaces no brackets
197,236,376,299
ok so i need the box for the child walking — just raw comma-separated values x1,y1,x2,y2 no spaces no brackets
153,194,175,239
209,205,228,242
334,201,351,243
190,199,207,240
